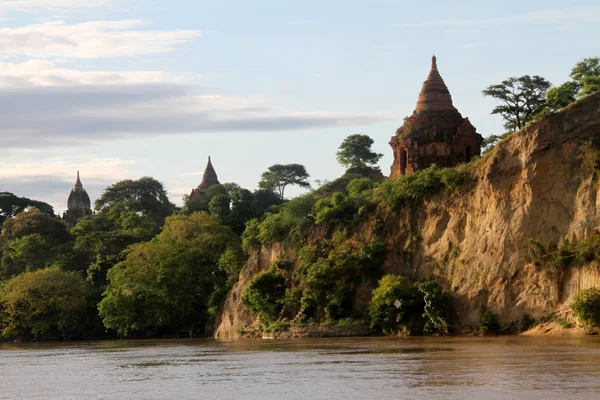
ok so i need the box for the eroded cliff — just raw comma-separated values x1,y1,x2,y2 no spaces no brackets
215,93,600,338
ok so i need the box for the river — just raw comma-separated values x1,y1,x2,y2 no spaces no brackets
1,336,600,399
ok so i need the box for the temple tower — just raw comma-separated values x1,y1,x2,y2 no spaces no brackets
189,156,220,200
389,56,483,177
62,171,93,228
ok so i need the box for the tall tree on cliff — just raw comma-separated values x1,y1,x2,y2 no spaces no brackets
482,75,552,132
570,57,600,98
259,164,311,200
336,134,383,170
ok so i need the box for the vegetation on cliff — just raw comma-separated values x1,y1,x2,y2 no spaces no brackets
1,57,600,340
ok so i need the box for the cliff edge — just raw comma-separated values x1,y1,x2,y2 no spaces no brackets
216,92,600,337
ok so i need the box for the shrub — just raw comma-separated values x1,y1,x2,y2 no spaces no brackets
520,314,537,332
374,164,471,210
571,287,600,329
241,218,261,253
313,192,357,225
477,309,500,334
257,213,289,244
369,275,411,334
417,280,453,335
578,140,600,173
242,266,287,324
0,267,88,339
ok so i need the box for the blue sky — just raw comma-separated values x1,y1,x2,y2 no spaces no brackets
0,0,599,212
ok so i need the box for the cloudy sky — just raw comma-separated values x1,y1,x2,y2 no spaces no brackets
1,0,599,212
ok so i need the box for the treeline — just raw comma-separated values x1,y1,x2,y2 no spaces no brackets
482,56,600,151
1,56,599,340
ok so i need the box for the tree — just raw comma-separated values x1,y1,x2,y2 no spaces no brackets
0,267,88,339
242,266,287,324
0,192,54,227
259,164,311,200
482,134,502,154
336,134,383,169
482,75,552,131
571,287,600,329
546,81,580,111
369,275,410,334
71,209,155,286
417,281,453,335
0,208,72,279
570,57,600,97
95,177,176,228
98,212,243,336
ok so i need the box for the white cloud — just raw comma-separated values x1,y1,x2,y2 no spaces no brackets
0,20,201,59
0,59,166,87
0,83,389,149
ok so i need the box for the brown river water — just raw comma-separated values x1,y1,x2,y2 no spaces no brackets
1,336,600,399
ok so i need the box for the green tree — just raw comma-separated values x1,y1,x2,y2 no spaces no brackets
369,275,410,334
242,267,287,324
482,134,502,154
98,212,243,336
0,267,88,339
184,184,228,214
336,134,383,169
209,193,232,219
571,287,600,329
0,192,54,228
95,177,176,228
570,57,600,97
71,209,155,286
0,209,72,279
417,280,453,335
259,164,311,200
546,81,580,111
482,75,552,131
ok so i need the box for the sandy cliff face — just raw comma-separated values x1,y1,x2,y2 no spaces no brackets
215,93,600,338
409,92,600,327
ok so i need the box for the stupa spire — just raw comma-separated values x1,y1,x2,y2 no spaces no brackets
414,55,457,115
74,170,83,190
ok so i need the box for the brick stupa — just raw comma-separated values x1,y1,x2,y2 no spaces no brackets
389,56,483,177
189,156,220,200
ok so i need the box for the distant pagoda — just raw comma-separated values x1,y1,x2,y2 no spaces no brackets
62,171,94,228
389,56,483,177
189,156,220,200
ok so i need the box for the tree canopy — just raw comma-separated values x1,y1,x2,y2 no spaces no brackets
570,57,600,98
482,75,552,131
259,164,311,200
0,208,72,279
98,212,243,336
0,192,54,227
0,267,88,339
336,134,383,169
95,177,176,229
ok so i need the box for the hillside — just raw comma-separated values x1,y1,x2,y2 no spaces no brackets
215,92,600,338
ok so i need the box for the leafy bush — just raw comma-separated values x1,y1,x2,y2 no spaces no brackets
417,280,453,335
241,218,261,253
374,165,471,209
477,309,500,334
527,235,600,276
520,314,537,332
242,266,287,324
578,140,600,173
571,287,600,329
369,275,412,334
0,267,88,339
